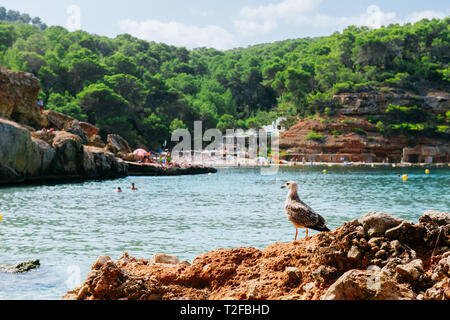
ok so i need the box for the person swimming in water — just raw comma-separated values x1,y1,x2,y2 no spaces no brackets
116,187,122,193
131,183,137,191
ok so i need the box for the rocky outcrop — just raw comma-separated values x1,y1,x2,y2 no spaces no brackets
83,146,128,179
280,116,449,163
106,134,132,155
0,118,128,184
126,162,217,176
0,68,216,185
0,260,40,273
0,118,45,182
333,91,450,116
64,211,449,300
0,69,49,128
281,89,449,163
44,110,105,148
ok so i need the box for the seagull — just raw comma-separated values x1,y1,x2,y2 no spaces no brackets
281,181,330,240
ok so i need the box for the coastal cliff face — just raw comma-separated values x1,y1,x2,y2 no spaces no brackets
281,90,449,163
0,118,128,184
0,68,216,184
64,211,449,300
0,69,49,128
281,117,407,162
333,91,449,116
0,69,128,184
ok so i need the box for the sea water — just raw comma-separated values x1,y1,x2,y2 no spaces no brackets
0,166,449,299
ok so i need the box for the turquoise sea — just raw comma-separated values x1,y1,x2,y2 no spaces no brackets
0,166,449,299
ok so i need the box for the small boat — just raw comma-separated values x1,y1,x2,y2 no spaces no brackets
341,162,354,167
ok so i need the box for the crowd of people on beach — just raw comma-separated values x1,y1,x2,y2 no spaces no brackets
136,150,172,165
135,149,196,169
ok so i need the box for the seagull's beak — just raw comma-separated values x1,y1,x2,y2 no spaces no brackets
281,185,286,189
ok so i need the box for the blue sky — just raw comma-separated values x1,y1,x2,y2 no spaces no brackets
1,0,448,50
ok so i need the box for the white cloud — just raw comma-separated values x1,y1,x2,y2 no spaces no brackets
119,19,238,50
335,5,400,29
331,6,448,29
235,2,448,37
405,10,448,23
291,5,400,29
234,0,323,36
117,4,449,50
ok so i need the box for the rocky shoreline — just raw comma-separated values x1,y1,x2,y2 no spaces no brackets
0,69,216,186
127,162,217,176
64,210,449,300
0,116,216,186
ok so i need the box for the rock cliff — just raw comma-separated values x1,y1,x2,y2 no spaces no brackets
0,69,49,128
64,211,449,300
0,118,128,184
0,69,131,183
0,68,216,185
280,90,449,163
333,91,449,116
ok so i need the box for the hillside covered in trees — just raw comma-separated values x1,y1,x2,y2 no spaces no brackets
0,7,448,149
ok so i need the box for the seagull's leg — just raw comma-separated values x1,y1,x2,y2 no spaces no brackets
305,229,309,239
295,228,298,241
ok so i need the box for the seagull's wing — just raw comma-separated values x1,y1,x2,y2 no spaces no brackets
286,199,330,231
285,199,320,228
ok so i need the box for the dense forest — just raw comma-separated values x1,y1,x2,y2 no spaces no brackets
0,7,448,148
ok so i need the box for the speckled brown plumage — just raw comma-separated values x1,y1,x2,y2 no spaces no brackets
282,181,330,239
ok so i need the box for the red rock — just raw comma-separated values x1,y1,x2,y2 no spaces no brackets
64,212,449,300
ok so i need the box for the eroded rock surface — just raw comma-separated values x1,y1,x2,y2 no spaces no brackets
0,260,40,273
64,211,449,300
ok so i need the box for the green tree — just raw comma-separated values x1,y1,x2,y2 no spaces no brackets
217,114,237,132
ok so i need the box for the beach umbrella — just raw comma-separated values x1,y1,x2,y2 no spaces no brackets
133,149,148,157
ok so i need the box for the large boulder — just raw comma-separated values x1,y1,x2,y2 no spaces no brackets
395,259,424,283
79,121,100,138
32,137,56,174
65,121,90,145
89,135,106,148
51,131,84,174
0,118,54,179
359,212,405,237
150,254,180,265
63,258,162,300
44,110,75,131
82,146,128,178
0,70,49,128
321,267,416,300
420,211,450,226
106,134,132,154
44,111,90,144
0,118,35,175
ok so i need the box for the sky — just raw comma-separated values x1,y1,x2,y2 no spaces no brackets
1,0,449,50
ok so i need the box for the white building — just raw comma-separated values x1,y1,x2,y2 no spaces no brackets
261,117,286,135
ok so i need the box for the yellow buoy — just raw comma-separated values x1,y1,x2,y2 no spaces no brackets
425,169,430,174
323,169,327,174
402,174,408,181
0,214,3,223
